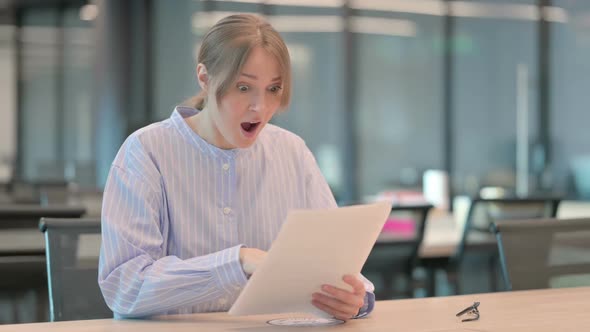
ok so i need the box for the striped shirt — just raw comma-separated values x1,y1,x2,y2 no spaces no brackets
98,106,375,318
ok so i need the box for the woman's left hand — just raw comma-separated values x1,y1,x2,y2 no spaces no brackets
311,274,366,321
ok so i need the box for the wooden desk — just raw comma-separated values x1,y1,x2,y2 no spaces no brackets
4,287,589,331
0,228,45,255
418,210,463,258
0,204,87,255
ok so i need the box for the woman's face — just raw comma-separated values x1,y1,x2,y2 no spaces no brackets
206,46,284,149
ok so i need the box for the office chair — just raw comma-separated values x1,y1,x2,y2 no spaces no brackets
40,218,112,321
420,196,561,296
0,205,86,323
362,203,433,299
493,217,590,291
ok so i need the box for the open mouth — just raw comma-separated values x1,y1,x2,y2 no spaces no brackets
240,121,261,134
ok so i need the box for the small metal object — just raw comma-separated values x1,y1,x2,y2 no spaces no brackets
456,302,480,322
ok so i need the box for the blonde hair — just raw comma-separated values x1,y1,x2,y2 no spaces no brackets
183,14,291,111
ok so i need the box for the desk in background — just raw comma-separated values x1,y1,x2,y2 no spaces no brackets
376,207,496,259
4,287,589,331
10,198,584,260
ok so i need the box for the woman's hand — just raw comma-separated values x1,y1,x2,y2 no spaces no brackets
311,274,366,321
239,248,267,276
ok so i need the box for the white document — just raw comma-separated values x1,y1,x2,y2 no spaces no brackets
229,201,392,317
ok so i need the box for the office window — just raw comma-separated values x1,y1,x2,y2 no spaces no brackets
354,8,445,198
152,0,204,121
62,7,94,186
451,0,539,195
20,8,60,181
19,6,95,185
267,5,347,199
550,0,590,198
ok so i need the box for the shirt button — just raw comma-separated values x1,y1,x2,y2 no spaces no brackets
223,207,231,215
218,298,227,306
222,163,230,171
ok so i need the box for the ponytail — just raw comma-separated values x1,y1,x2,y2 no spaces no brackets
181,90,207,110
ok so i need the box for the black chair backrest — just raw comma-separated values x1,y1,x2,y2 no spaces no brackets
392,204,433,265
365,204,433,269
493,218,590,291
40,218,112,321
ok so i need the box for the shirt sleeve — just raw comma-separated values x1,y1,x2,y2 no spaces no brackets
98,136,248,318
300,143,376,318
355,274,376,318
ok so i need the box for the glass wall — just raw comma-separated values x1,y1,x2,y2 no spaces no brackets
550,0,590,199
20,9,60,181
19,6,94,185
62,7,95,186
152,0,203,121
10,0,590,200
268,4,347,200
353,6,445,198
451,0,539,195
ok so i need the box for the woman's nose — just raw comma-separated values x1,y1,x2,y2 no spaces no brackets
249,93,265,112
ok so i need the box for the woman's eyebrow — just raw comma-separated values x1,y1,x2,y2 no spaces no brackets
240,72,281,82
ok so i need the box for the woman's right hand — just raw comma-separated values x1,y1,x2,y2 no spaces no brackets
239,248,268,276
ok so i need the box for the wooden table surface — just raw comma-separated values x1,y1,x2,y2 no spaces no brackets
4,287,588,332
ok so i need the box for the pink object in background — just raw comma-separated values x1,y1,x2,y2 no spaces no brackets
381,218,415,235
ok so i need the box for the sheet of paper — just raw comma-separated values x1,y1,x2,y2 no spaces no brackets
229,201,392,317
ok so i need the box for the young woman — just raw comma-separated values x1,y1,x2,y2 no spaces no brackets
98,14,375,321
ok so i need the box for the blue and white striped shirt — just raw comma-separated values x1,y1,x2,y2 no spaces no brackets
98,106,375,318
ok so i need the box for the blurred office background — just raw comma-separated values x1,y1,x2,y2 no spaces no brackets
1,0,589,202
1,0,590,325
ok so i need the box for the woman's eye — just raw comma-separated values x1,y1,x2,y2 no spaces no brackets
238,85,249,92
269,86,282,93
